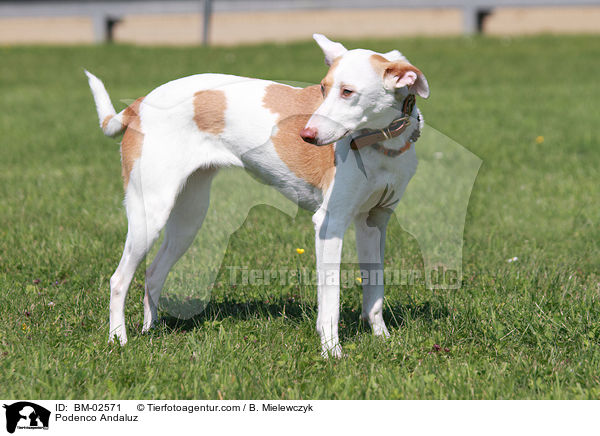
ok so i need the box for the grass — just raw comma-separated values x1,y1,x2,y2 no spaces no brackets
1,35,599,399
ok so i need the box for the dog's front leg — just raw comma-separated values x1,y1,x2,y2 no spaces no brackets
355,208,392,338
313,208,348,358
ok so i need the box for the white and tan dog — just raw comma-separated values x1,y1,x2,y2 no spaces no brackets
86,34,429,357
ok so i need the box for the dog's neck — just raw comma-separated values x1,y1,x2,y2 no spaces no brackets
349,93,421,157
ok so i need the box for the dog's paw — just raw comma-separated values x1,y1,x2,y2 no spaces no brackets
321,344,344,359
108,331,128,346
141,321,154,334
373,323,391,339
108,337,128,346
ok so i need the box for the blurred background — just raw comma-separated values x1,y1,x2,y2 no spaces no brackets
2,0,600,46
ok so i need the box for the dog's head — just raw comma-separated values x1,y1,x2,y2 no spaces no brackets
300,34,429,146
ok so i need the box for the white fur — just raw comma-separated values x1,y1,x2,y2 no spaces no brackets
87,35,428,358
85,70,125,137
314,33,348,66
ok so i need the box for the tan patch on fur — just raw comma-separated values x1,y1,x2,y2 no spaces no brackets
369,53,390,72
102,114,113,131
370,54,421,83
193,90,226,134
321,57,341,97
120,97,145,189
263,84,335,191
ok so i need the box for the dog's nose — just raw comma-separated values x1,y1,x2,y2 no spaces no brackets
300,127,318,144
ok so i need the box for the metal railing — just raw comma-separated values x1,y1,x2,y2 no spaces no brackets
2,0,600,45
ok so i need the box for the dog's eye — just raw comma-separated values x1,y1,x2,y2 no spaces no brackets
341,88,354,97
320,84,325,96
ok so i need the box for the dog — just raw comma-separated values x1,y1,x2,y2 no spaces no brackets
86,34,429,357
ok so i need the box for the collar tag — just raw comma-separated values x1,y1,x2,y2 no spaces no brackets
402,94,416,116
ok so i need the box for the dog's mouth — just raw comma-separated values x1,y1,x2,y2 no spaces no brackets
312,129,351,146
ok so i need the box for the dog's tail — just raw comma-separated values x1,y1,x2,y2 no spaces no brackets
85,70,126,137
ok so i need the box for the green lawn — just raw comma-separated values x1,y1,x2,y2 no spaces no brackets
1,35,599,399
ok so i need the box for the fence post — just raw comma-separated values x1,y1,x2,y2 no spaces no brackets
462,6,477,34
202,0,213,46
92,14,108,43
463,6,492,34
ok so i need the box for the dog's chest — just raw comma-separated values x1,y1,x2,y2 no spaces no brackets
357,146,418,213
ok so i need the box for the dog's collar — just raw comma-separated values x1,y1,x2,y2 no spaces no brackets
350,94,419,157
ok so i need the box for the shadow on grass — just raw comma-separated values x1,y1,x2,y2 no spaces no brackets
155,296,450,339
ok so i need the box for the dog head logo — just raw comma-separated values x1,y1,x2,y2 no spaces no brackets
2,402,50,434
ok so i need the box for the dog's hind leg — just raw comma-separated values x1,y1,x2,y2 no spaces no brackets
109,166,188,345
354,208,392,339
142,168,217,332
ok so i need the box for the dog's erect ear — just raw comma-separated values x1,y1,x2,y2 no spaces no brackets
383,62,430,98
313,34,348,66
383,50,408,62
